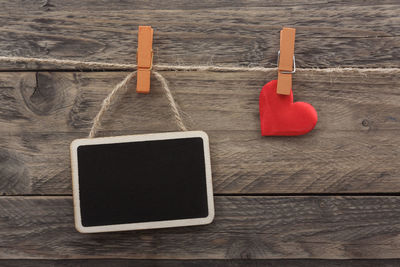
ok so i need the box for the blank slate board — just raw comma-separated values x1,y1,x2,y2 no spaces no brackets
70,131,214,233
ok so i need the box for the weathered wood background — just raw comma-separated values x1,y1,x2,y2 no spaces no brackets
0,0,399,265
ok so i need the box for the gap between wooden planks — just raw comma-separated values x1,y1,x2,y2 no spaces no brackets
1,259,400,266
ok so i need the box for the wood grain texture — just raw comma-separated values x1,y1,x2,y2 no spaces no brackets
0,196,400,259
1,0,399,264
2,259,400,267
0,0,399,69
0,71,399,194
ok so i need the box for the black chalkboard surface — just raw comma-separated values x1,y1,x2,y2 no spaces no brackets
70,131,214,233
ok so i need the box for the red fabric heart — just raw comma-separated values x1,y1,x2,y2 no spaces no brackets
259,80,317,136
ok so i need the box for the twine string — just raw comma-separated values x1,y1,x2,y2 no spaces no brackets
87,70,187,138
88,71,137,138
1,56,399,138
152,71,188,132
1,56,399,74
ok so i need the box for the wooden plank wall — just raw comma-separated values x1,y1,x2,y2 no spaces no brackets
0,0,399,265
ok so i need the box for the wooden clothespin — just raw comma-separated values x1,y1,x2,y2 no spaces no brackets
277,27,296,95
136,26,154,94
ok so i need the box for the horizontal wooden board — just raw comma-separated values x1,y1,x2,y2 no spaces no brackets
0,196,400,259
2,259,400,267
0,0,399,69
0,70,399,194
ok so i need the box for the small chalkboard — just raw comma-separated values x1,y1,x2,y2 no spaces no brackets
70,131,214,233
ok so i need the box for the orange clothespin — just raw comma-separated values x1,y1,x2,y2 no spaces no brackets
136,26,154,93
277,27,296,95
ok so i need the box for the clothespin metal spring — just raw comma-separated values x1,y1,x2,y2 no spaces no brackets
277,51,296,74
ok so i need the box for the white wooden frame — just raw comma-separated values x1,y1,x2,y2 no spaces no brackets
70,131,214,233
